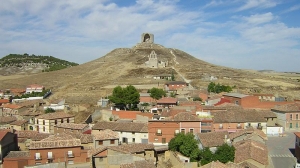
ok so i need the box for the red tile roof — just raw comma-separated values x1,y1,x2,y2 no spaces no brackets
0,99,10,103
36,111,74,119
233,140,268,165
93,129,119,140
214,98,231,106
10,120,28,126
2,104,22,109
272,102,300,112
295,132,300,138
140,96,156,103
0,131,8,140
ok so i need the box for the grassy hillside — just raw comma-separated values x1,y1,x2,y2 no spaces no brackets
0,53,78,72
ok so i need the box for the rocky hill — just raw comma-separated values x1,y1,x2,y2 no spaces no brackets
0,54,78,75
0,42,299,104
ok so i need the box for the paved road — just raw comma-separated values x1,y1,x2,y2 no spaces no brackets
266,132,297,168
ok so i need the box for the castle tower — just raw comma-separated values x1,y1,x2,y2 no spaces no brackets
141,33,154,43
148,50,158,68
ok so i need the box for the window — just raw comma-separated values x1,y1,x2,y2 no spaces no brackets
162,138,166,144
67,151,74,158
235,101,239,105
43,120,45,125
43,126,45,132
156,129,162,136
132,138,135,143
219,124,223,129
35,153,41,160
67,118,69,123
181,129,185,133
47,152,53,159
55,120,57,124
132,132,135,135
61,119,64,123
189,129,194,133
237,123,241,128
297,114,299,120
68,160,74,165
290,114,293,120
36,119,39,124
175,130,180,134
110,140,115,144
98,141,103,145
290,123,293,128
297,123,299,128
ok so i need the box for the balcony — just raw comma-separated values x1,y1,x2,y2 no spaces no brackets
156,132,162,136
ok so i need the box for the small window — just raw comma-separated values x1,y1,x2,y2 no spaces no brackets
98,141,103,145
68,160,74,165
35,153,41,160
67,118,69,123
181,129,185,133
67,151,74,158
61,119,64,123
55,120,57,124
43,126,45,132
189,129,194,133
162,138,166,144
43,120,45,125
132,132,135,135
132,138,135,143
36,120,39,124
297,114,299,120
290,114,293,120
110,140,115,144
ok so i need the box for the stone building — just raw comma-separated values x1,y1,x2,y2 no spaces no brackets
148,50,158,68
141,33,154,43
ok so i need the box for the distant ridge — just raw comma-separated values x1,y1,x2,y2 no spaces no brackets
0,53,78,75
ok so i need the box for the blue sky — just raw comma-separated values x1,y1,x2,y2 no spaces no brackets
0,0,299,72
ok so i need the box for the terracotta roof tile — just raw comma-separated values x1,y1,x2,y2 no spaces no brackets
5,151,30,158
2,104,22,109
272,102,300,112
213,109,273,123
172,112,202,121
120,160,156,168
108,143,154,154
233,140,268,165
197,131,229,148
93,129,119,140
92,121,148,133
36,111,74,120
0,99,10,103
229,128,267,141
29,133,81,149
10,120,28,126
200,161,227,168
65,131,93,144
55,123,88,130
157,97,177,104
0,116,17,124
0,131,8,140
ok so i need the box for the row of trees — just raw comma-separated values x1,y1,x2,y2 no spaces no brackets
207,82,233,93
168,133,235,165
108,85,171,110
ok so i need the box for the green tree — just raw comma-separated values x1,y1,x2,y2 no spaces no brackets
200,147,214,165
171,70,175,81
193,97,202,101
124,85,140,110
207,82,216,93
214,144,235,163
168,133,200,161
45,107,55,113
108,85,140,110
148,87,166,100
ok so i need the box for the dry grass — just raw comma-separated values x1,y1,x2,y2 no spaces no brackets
0,44,299,103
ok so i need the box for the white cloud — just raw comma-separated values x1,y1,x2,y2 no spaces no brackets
0,0,299,72
242,12,274,25
237,0,278,11
282,4,300,13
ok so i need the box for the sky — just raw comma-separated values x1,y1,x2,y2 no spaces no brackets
0,0,300,72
